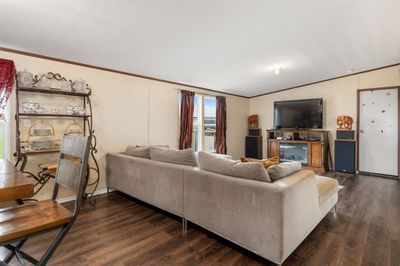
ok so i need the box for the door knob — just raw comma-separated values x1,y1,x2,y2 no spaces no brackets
360,130,364,133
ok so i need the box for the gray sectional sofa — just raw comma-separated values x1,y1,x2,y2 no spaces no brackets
106,151,338,265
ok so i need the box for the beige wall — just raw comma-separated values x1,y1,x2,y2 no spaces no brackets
2,48,398,199
0,50,249,199
249,65,400,159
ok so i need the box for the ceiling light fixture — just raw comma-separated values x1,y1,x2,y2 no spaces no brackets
274,66,282,75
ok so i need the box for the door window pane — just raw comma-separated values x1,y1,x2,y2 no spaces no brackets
192,95,202,151
204,96,216,152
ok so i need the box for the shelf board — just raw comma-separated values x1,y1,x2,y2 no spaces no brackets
267,129,328,133
18,113,90,118
17,86,91,97
269,139,323,143
21,149,60,155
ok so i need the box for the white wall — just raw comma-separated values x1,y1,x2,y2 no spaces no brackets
0,50,249,199
249,65,400,159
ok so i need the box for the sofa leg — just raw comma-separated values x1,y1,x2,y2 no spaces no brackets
333,204,337,214
182,217,187,237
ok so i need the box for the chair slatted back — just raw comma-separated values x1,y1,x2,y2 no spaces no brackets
53,136,91,214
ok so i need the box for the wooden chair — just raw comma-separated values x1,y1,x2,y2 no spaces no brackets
0,136,91,266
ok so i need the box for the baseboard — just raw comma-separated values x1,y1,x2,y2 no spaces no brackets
57,188,109,204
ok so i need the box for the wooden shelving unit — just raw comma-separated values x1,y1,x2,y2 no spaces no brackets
266,129,331,172
14,72,99,204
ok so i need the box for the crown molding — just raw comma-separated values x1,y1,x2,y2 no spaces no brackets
250,62,400,98
1,46,399,99
0,47,248,99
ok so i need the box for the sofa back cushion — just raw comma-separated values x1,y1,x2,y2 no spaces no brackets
197,151,271,183
150,147,197,166
123,146,150,158
267,161,302,182
123,145,169,159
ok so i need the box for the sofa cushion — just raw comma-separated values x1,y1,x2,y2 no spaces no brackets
150,147,197,166
267,161,302,182
123,146,150,158
196,152,232,160
123,145,169,159
240,156,279,169
198,151,271,182
315,175,339,205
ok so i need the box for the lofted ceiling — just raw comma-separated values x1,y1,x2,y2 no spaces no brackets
0,0,399,97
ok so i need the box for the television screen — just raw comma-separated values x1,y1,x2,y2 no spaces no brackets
274,98,323,129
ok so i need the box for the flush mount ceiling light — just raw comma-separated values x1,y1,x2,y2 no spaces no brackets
257,62,291,76
273,66,282,75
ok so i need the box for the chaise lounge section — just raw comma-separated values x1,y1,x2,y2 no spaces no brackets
106,151,338,265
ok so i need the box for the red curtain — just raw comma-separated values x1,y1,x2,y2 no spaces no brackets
179,90,195,149
0,59,16,115
215,96,227,154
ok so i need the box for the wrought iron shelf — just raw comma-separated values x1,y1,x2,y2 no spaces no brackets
17,87,91,97
18,113,91,118
14,72,99,205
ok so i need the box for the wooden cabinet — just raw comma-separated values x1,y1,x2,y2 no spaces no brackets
266,129,330,171
269,140,279,158
309,143,323,167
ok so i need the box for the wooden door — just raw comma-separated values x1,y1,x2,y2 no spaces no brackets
269,141,279,158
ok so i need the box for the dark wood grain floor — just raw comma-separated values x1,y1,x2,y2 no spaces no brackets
1,174,399,265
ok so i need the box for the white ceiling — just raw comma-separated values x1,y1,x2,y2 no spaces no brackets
1,0,399,97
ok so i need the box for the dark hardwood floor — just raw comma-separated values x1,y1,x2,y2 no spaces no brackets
1,174,399,265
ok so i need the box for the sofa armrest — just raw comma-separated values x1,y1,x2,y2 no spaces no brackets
274,170,321,261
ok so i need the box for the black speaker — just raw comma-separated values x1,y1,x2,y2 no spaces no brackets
336,130,355,140
335,140,356,174
248,128,261,136
245,136,262,159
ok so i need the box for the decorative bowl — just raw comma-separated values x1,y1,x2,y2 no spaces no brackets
17,70,33,87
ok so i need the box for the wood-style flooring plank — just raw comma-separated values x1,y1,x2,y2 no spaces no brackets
0,174,399,265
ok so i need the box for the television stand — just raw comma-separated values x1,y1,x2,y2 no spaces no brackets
266,129,331,172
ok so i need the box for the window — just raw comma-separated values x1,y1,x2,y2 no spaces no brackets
180,93,216,152
202,96,216,152
0,118,4,159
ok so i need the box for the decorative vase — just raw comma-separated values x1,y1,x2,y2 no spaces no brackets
72,79,86,92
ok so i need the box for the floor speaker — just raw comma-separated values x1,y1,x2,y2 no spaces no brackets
336,130,355,140
335,140,356,174
245,136,262,159
248,128,261,136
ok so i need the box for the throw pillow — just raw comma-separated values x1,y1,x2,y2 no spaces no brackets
149,147,197,166
240,156,279,169
267,161,302,182
198,151,271,183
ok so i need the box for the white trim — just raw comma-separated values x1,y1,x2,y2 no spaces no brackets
57,188,109,204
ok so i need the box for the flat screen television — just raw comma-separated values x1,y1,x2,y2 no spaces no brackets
274,98,323,129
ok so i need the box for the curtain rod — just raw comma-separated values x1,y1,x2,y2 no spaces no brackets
174,88,225,98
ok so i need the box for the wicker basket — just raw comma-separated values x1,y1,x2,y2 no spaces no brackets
27,121,56,151
64,122,84,136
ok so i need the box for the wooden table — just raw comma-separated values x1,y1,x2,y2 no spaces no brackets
0,159,34,202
